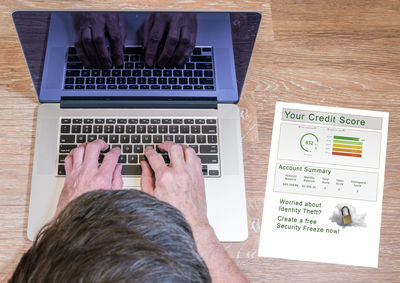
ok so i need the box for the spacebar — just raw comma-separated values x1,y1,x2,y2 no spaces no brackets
121,165,142,176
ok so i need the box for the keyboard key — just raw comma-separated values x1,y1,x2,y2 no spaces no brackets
88,135,97,142
94,125,103,133
151,85,161,89
112,70,121,76
85,85,95,89
183,85,192,90
148,125,157,133
123,145,132,153
58,165,66,175
102,70,111,76
115,125,125,133
175,135,184,143
61,125,70,133
191,125,200,133
83,125,92,133
162,85,171,89
180,125,189,133
84,119,93,123
104,125,114,133
121,165,142,175
92,70,100,76
128,155,138,164
202,125,217,134
97,85,106,89
159,125,168,133
129,119,138,124
162,119,172,124
82,70,91,76
107,77,116,84
172,85,182,90
117,119,127,124
193,48,201,55
184,119,194,124
120,135,130,143
196,63,212,69
132,70,141,76
163,70,172,77
60,134,75,145
205,86,214,90
126,125,135,133
204,71,213,77
169,125,179,133
129,85,139,89
127,78,136,84
197,135,206,143
72,125,81,133
164,135,173,142
131,135,141,143
108,85,117,89
65,77,74,84
142,135,152,143
186,63,195,69
153,135,162,143
137,125,146,133
77,135,86,143
173,70,182,77
61,119,71,124
198,155,218,164
207,135,217,143
185,135,195,143
110,135,119,143
151,119,160,124
75,85,85,90
209,170,219,176
202,165,208,176
194,70,203,77
203,47,212,52
86,78,95,84
64,85,74,89
195,119,205,124
68,47,77,54
153,70,162,76
59,144,77,153
200,78,214,85
134,145,143,153
67,62,83,69
143,70,151,76
184,70,192,77
206,119,216,124
140,85,149,89
125,47,142,54
189,78,198,84
179,78,188,84
168,78,177,84
191,56,212,62
73,119,82,124
118,85,128,89
107,119,116,124
200,145,218,153
117,78,126,84
118,155,127,163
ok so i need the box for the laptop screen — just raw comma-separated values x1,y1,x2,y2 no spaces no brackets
12,11,261,104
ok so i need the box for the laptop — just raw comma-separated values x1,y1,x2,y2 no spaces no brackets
12,10,261,242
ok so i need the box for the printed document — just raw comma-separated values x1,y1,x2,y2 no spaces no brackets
258,102,389,267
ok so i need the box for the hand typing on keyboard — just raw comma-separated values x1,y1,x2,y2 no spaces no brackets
143,13,197,67
141,141,208,229
72,12,126,68
55,139,123,216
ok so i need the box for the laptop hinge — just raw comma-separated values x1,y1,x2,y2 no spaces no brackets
60,96,218,109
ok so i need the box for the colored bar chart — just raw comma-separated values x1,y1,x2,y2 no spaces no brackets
332,136,363,157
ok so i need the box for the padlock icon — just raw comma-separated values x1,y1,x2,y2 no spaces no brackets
341,206,352,225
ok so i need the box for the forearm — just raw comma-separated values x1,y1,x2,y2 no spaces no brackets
192,224,249,283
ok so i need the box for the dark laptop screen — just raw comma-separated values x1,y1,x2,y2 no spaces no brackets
13,11,261,102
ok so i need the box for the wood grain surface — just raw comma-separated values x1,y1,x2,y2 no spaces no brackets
0,0,399,282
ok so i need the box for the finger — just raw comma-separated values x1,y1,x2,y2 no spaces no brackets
83,139,109,168
157,141,185,167
92,26,112,69
75,38,91,68
158,20,180,67
140,161,155,195
182,145,202,171
81,28,101,68
176,26,195,66
64,154,73,175
142,13,154,50
144,146,167,173
145,17,167,66
99,147,121,178
106,18,124,67
71,145,85,168
111,164,123,190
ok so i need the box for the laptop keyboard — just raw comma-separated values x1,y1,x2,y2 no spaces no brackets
58,117,220,177
64,46,215,91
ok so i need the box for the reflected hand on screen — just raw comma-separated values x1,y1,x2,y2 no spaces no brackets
143,13,197,67
72,12,126,68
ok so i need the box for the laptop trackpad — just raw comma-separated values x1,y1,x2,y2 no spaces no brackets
220,119,239,175
215,48,233,90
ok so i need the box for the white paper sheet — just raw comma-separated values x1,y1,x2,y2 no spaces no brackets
258,102,389,267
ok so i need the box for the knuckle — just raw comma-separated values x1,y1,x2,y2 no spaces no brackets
109,34,121,42
167,35,179,45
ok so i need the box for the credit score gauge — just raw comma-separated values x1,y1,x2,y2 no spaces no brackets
300,133,319,152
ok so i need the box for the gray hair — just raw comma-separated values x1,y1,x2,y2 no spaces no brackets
10,189,211,283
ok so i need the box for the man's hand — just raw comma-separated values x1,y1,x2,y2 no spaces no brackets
143,13,197,67
56,139,123,215
72,12,126,68
141,141,209,229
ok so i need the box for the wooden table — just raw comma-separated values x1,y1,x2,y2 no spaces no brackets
1,1,399,282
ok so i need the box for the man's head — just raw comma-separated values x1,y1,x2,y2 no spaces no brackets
10,190,211,282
